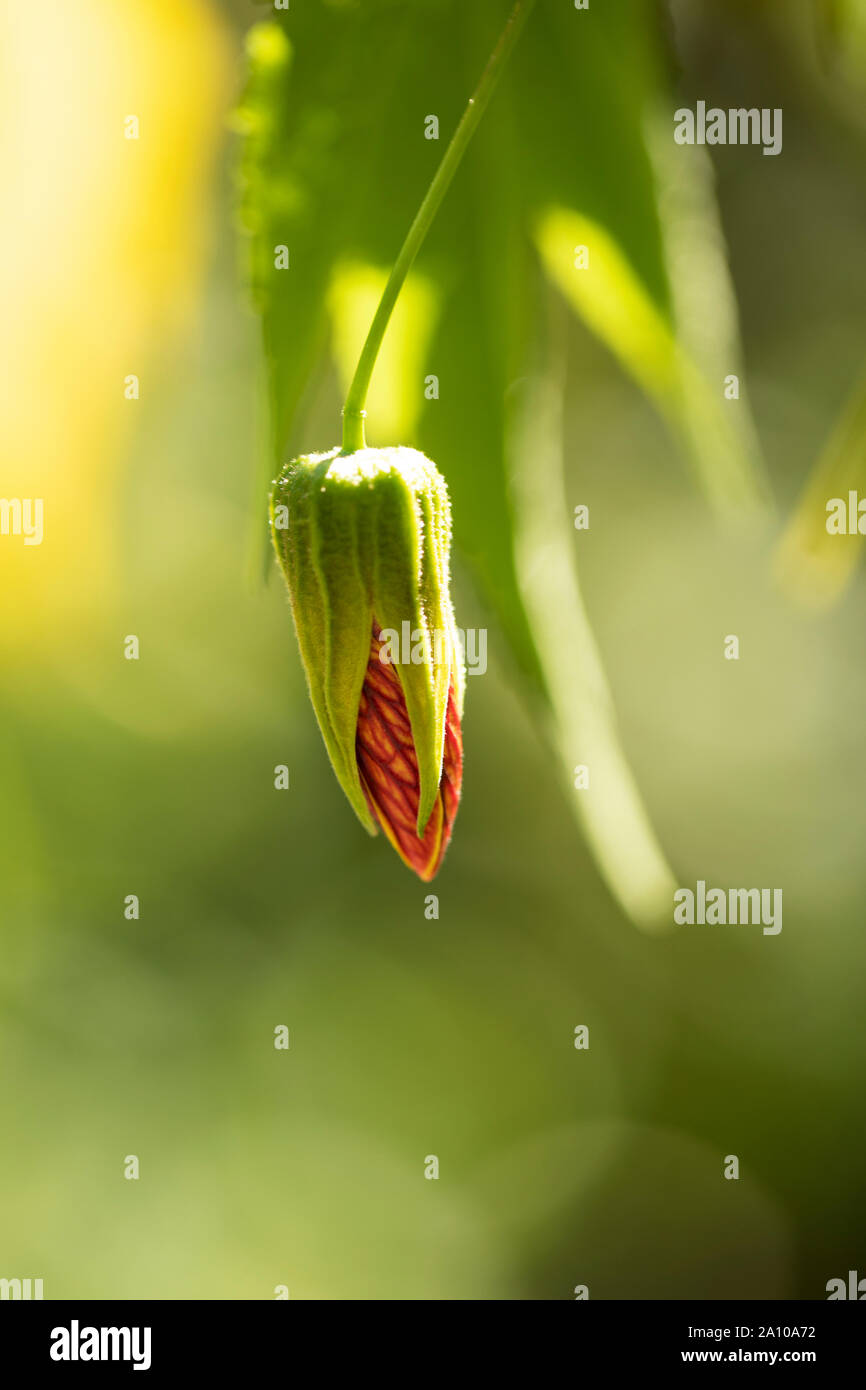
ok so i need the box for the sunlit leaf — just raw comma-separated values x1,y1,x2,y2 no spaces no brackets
535,206,768,513
509,291,677,931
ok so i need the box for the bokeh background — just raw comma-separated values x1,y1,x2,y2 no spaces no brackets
2,0,865,1299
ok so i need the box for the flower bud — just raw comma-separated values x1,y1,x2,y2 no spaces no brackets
269,446,464,878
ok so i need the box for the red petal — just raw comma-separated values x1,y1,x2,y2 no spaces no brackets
355,624,462,880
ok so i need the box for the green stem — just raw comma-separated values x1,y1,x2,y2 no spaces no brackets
341,0,536,453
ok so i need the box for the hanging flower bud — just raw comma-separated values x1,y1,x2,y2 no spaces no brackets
269,446,464,879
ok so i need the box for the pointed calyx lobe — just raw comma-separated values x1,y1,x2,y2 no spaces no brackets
269,446,465,879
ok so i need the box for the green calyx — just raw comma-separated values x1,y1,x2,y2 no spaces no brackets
269,446,464,837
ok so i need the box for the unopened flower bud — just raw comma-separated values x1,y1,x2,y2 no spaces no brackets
269,446,464,878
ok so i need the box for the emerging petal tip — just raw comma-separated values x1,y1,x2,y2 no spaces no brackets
356,625,462,881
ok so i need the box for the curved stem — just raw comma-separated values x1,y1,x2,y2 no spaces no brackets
341,0,536,453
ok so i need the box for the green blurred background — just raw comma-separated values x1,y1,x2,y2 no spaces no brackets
2,0,865,1299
